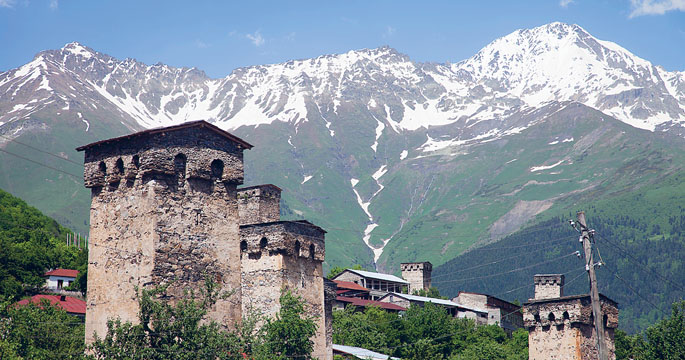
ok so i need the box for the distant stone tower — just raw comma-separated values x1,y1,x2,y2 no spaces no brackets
78,121,330,359
524,274,618,360
401,261,432,294
77,121,252,343
534,274,565,300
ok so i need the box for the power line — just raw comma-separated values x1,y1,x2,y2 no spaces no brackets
0,148,82,180
0,133,84,166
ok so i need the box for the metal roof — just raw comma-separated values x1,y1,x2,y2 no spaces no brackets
345,269,409,284
16,295,86,315
336,296,407,312
382,293,488,313
332,344,399,360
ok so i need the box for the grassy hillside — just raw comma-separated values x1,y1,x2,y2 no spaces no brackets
434,169,685,333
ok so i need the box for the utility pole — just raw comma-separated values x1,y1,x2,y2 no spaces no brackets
577,211,607,360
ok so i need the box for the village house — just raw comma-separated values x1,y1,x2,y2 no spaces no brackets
523,274,618,360
452,291,523,334
44,268,78,290
331,269,409,300
378,292,489,324
16,294,86,318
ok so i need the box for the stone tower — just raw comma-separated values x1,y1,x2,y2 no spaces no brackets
238,184,328,358
401,261,432,294
523,274,618,360
534,274,565,300
77,121,252,343
78,121,331,359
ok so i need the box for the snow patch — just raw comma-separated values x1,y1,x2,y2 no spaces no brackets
530,159,564,172
400,150,408,160
302,175,313,184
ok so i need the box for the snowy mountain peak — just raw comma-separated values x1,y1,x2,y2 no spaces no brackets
60,42,95,59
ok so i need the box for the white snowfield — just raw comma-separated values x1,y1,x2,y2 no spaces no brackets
1,23,683,137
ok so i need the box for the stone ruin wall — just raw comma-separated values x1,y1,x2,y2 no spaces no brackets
239,221,327,359
82,128,245,343
400,262,432,294
524,297,618,360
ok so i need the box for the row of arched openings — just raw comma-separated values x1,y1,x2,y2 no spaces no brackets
97,154,224,181
239,237,316,259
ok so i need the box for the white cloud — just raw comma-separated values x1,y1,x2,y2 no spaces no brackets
195,40,210,49
50,0,58,9
0,0,16,8
629,0,685,17
559,0,574,7
246,30,264,47
285,32,296,41
383,26,396,38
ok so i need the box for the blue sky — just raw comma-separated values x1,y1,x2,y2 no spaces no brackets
1,0,683,78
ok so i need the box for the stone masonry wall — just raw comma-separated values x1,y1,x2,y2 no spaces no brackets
534,274,565,300
401,262,432,294
82,127,245,343
239,221,327,359
524,296,617,360
238,185,281,225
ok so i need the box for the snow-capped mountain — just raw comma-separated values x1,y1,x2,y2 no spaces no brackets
1,22,684,272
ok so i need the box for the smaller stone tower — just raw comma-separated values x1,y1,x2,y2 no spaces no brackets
524,274,618,360
534,274,565,300
401,261,432,294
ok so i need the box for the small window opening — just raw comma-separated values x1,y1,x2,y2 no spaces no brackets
210,159,224,178
534,314,541,322
294,241,301,257
132,155,140,168
174,154,187,177
310,244,316,260
115,158,124,174
240,240,247,252
563,311,570,321
603,314,608,327
548,312,556,322
260,237,268,249
99,161,107,173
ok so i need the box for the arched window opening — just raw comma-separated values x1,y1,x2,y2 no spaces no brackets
240,240,247,252
563,311,570,321
294,241,301,257
174,154,187,177
534,314,541,322
309,244,316,260
548,313,556,322
99,161,107,174
115,158,124,174
132,155,140,168
603,314,608,327
210,159,224,179
260,237,268,249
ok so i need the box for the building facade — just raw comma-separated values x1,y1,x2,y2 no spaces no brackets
78,121,331,359
453,291,523,334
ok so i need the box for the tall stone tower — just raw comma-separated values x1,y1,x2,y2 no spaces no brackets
77,121,252,343
523,274,618,360
401,261,432,294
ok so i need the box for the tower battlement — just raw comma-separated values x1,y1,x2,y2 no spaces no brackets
78,121,251,189
238,184,282,225
239,220,325,261
401,261,432,294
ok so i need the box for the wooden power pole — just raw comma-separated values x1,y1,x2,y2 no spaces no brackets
577,211,607,360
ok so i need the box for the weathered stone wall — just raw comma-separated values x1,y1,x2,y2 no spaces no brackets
401,262,432,294
239,221,328,359
331,271,365,286
524,296,618,360
238,184,281,225
324,279,337,360
534,274,565,300
82,127,245,343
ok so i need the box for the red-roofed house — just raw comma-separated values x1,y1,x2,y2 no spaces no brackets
334,296,407,313
333,280,370,299
16,294,86,317
44,269,79,290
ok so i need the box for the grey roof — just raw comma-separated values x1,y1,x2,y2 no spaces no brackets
333,344,399,360
345,269,409,284
383,293,488,313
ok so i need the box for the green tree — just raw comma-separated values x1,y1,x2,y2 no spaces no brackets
0,296,85,359
88,278,243,360
332,305,402,354
634,300,685,360
261,290,318,360
412,287,448,300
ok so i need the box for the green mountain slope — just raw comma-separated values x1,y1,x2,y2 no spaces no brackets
434,170,685,333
